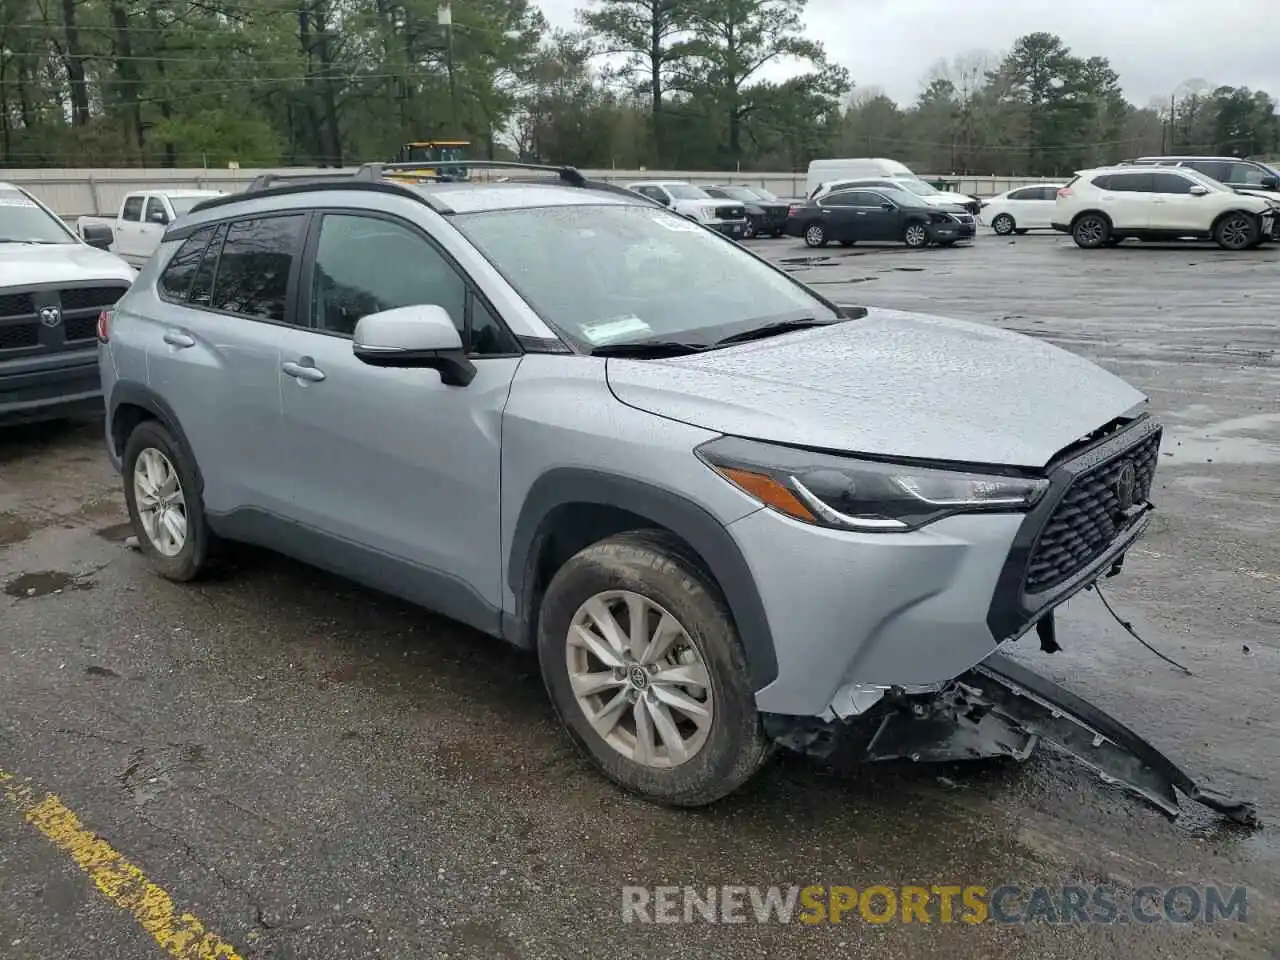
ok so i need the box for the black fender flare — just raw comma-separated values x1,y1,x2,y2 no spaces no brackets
507,468,779,692
107,381,203,491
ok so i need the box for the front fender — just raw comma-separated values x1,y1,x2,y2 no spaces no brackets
506,468,779,691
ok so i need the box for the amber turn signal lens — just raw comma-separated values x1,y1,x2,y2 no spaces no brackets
716,467,816,523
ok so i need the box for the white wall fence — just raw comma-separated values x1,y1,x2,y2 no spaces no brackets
3,167,1064,219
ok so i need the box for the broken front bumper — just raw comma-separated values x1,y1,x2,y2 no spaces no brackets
768,650,1257,826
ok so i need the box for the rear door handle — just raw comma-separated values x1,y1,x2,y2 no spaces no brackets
282,358,326,383
162,331,195,348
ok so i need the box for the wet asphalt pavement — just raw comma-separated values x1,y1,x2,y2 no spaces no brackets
1,231,1277,959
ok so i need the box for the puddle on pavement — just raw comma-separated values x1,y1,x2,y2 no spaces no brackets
0,512,33,547
3,570,96,599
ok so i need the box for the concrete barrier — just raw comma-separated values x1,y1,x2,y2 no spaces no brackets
3,167,1062,218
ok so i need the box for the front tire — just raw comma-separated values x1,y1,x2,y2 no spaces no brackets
537,531,773,807
1213,212,1259,251
122,420,212,582
904,222,929,248
991,213,1015,235
803,222,827,247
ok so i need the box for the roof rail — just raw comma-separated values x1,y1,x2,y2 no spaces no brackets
382,159,590,187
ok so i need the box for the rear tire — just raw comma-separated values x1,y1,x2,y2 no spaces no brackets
122,420,213,583
803,222,827,247
1072,213,1110,249
537,531,773,807
1213,212,1258,251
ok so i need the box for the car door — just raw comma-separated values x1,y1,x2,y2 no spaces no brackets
1011,186,1056,228
1146,171,1205,232
849,190,901,240
145,213,303,517
116,194,145,259
138,195,171,261
1099,172,1154,230
813,190,862,240
274,210,523,617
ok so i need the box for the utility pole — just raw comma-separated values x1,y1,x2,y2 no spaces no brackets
439,1,457,130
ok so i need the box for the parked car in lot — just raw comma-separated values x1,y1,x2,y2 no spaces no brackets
77,189,225,268
1054,165,1278,250
980,184,1065,235
96,162,1247,820
702,185,789,238
0,181,136,425
806,158,982,214
1122,156,1280,198
811,172,983,216
786,187,976,248
624,181,748,239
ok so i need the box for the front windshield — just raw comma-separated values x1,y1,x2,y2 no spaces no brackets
0,188,76,244
454,204,837,348
665,184,710,200
897,178,940,196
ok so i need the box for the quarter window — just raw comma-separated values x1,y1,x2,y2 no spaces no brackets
208,215,305,323
189,224,227,306
158,227,215,301
308,213,516,355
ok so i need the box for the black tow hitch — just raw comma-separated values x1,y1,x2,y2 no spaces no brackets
863,652,1259,827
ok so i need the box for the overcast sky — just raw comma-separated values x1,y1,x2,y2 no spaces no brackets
539,0,1280,108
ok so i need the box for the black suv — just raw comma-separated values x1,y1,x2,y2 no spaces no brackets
1125,156,1280,195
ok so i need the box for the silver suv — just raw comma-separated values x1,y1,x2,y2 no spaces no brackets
98,163,1239,816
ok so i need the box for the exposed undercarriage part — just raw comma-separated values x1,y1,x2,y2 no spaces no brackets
765,652,1259,827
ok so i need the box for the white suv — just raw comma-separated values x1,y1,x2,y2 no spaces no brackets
1053,165,1277,250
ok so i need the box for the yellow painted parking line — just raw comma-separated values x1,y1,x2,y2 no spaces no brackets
0,767,244,960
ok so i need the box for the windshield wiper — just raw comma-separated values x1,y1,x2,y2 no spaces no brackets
710,316,836,347
589,340,709,358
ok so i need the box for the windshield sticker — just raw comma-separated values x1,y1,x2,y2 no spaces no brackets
0,191,37,207
580,315,652,345
650,211,700,232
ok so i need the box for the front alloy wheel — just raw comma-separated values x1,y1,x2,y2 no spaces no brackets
1214,213,1258,251
904,223,929,248
566,590,712,768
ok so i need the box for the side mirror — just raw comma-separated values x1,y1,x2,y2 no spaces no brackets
835,304,869,319
1188,185,1210,196
1261,176,1279,190
81,223,114,250
147,209,170,225
352,304,476,386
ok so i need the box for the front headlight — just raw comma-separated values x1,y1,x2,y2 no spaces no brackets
697,436,1048,532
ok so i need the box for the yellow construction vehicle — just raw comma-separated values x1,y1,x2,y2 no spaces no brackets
386,140,471,182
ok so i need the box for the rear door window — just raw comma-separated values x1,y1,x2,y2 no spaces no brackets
121,196,143,222
1106,173,1155,192
208,215,306,323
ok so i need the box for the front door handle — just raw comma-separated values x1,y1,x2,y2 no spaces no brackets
162,330,195,348
282,358,326,382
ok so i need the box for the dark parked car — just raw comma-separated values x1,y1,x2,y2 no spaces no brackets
785,187,976,248
1123,156,1280,197
703,185,790,238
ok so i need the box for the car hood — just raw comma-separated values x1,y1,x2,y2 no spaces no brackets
0,242,136,287
921,192,975,206
605,307,1147,469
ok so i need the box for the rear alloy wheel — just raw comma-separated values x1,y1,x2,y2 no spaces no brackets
991,213,1016,235
904,223,929,248
123,420,213,582
1072,214,1109,249
1213,213,1258,251
803,222,827,247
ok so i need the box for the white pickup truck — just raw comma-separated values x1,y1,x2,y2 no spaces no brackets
77,189,224,267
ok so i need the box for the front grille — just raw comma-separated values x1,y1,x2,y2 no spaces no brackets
715,204,746,220
0,293,33,318
0,282,127,354
1024,429,1162,593
0,323,38,350
60,286,124,311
